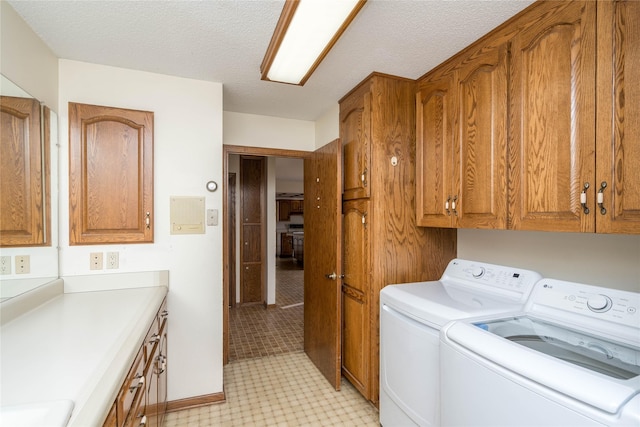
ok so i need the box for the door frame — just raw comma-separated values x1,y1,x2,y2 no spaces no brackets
222,144,311,365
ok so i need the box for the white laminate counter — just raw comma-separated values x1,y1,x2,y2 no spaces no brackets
0,282,168,426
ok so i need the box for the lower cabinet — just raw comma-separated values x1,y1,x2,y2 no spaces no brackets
104,298,168,427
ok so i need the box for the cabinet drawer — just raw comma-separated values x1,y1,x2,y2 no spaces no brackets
117,347,145,425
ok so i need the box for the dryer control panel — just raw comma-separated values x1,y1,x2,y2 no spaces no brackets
441,259,542,303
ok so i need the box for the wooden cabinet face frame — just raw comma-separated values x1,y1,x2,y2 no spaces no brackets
69,102,154,244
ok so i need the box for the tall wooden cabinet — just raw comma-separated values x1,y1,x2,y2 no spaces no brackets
339,73,456,404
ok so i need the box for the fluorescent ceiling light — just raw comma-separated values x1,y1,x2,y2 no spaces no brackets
261,0,366,86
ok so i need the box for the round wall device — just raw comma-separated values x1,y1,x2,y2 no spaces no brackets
206,181,218,192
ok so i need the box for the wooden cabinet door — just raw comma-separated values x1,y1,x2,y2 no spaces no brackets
454,43,509,229
69,102,154,244
240,156,265,304
340,83,371,200
596,0,640,234
416,71,455,227
1,96,47,246
341,199,370,399
508,1,596,232
277,200,290,221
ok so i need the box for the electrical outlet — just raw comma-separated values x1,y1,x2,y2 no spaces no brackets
15,255,30,274
0,256,11,275
106,252,119,269
90,252,103,270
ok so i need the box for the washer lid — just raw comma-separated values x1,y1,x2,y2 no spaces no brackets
445,317,640,414
380,282,524,328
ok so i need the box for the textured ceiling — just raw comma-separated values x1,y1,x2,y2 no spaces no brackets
8,0,535,121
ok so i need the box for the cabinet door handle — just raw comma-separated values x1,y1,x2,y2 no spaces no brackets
161,310,169,319
445,196,451,215
597,181,607,215
148,334,160,344
145,212,151,229
138,415,147,426
361,168,368,187
580,182,590,214
452,195,458,216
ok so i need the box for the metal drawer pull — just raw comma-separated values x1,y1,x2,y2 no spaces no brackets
597,181,607,215
580,182,590,214
129,374,144,392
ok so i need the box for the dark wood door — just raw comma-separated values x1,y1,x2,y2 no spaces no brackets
340,83,371,200
240,156,265,304
303,139,342,390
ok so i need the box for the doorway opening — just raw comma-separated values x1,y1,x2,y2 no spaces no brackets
223,145,310,364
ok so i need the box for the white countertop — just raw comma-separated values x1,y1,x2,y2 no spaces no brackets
1,283,167,426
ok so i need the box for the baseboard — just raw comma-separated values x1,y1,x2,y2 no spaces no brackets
264,302,277,309
166,391,226,413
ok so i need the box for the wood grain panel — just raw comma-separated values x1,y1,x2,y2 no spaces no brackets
0,96,45,246
340,81,371,200
304,139,342,391
596,0,640,233
240,156,265,305
455,44,508,229
341,289,368,396
416,72,455,227
69,102,154,244
508,1,596,232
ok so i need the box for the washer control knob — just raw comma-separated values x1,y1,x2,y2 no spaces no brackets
587,294,612,312
472,267,485,278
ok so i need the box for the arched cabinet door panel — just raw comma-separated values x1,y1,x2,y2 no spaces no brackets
69,102,154,244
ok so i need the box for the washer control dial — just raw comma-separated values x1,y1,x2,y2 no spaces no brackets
472,267,485,278
587,294,613,313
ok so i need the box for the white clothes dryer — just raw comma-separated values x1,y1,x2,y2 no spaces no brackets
379,258,542,426
440,278,640,426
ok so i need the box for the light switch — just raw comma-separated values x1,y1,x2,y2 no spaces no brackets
207,209,219,226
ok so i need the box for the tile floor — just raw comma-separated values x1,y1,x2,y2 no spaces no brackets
164,258,380,426
163,352,380,426
228,258,304,361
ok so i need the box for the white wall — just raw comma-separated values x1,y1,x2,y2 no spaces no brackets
458,229,640,292
314,103,339,149
0,2,59,286
58,60,224,401
224,111,315,151
0,1,58,110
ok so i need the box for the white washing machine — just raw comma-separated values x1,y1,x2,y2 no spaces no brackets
379,258,542,426
440,278,640,426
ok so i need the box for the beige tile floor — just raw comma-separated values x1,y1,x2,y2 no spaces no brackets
163,352,380,426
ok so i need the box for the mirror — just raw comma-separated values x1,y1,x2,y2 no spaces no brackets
0,74,58,301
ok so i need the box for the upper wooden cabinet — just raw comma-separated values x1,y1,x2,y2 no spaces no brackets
509,0,596,232
0,97,50,247
340,80,371,200
417,0,639,234
69,103,154,244
595,0,640,233
416,39,509,229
